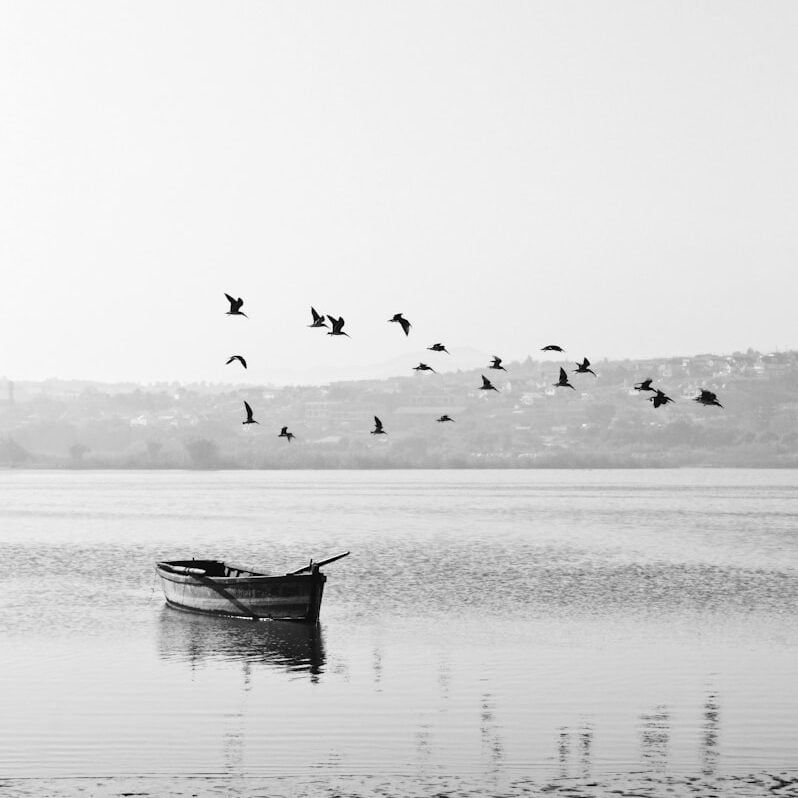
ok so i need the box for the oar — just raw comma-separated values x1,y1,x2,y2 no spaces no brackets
288,551,350,575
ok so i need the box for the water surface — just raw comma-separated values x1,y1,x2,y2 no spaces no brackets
1,469,797,793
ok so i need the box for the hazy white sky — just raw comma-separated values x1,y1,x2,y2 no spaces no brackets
1,1,796,384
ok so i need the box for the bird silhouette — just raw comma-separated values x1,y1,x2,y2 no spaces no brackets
242,401,258,424
573,358,596,376
480,375,499,392
388,313,411,336
413,363,436,373
225,294,248,317
541,345,564,352
554,367,575,390
371,416,387,435
427,343,450,354
226,355,247,369
326,316,349,336
308,307,328,328
694,389,723,408
489,356,506,371
634,378,655,392
437,414,454,423
649,390,674,408
279,426,295,442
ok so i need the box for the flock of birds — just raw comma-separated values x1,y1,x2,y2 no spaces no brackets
224,293,724,443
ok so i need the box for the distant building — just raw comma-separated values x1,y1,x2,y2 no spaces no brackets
304,402,374,426
394,406,466,417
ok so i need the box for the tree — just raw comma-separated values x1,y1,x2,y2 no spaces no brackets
68,443,89,464
0,437,31,466
184,438,220,468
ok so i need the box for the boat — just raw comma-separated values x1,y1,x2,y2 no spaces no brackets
155,551,349,623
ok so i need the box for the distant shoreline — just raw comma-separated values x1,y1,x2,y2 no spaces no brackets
3,463,798,471
2,350,797,470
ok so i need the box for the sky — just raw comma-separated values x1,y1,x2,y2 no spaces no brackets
1,1,796,385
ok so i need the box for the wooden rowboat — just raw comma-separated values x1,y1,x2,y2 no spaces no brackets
155,551,349,623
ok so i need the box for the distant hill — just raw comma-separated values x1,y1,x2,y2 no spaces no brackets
1,349,797,468
242,346,494,385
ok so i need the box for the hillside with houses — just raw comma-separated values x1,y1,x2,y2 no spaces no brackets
1,350,797,468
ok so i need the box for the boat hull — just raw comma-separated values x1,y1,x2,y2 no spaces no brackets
156,561,326,622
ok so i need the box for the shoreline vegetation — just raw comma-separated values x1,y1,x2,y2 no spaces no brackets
1,349,797,469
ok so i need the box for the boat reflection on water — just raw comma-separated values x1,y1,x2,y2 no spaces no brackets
157,607,325,677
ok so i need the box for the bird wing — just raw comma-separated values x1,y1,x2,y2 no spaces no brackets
311,307,322,322
225,293,236,307
225,356,234,364
399,318,410,335
374,416,383,430
280,426,287,435
559,367,567,381
583,358,590,367
244,401,254,420
239,356,247,368
481,375,492,388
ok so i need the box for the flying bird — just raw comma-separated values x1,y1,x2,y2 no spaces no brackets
226,355,247,369
541,345,564,352
634,379,655,392
308,307,328,328
327,316,350,336
694,389,723,408
388,313,411,336
242,401,258,425
480,375,499,392
489,356,506,371
279,426,295,442
413,363,436,373
371,416,387,435
427,343,450,354
225,294,247,317
649,390,674,408
437,414,454,423
573,358,596,376
554,367,575,390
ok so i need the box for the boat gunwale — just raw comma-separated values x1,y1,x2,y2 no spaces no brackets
155,564,320,587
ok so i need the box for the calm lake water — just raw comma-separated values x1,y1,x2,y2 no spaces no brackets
1,469,797,795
